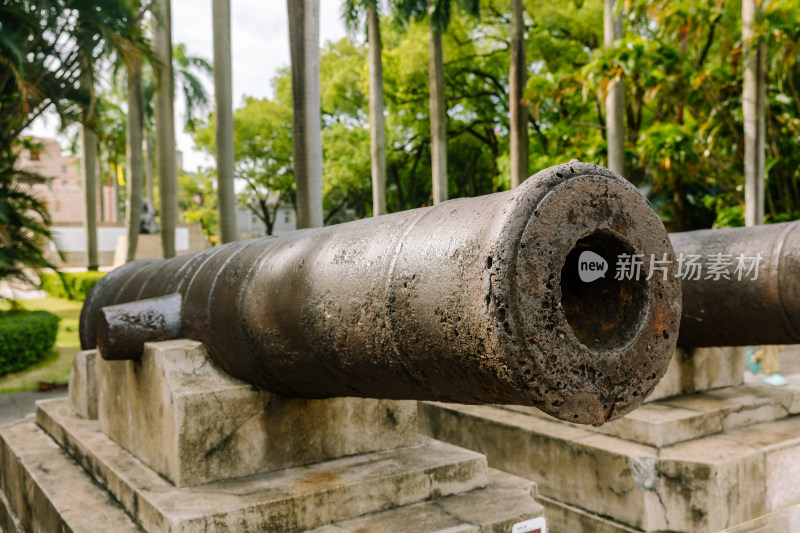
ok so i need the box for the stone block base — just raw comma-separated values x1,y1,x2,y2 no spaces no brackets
0,401,543,532
647,346,745,401
96,340,419,487
420,387,800,533
0,339,545,532
68,349,97,420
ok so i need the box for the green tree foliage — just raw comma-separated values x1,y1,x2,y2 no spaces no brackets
194,19,512,224
0,0,144,154
576,0,800,229
0,0,145,279
178,169,219,240
194,89,295,235
190,0,800,231
382,12,509,208
39,272,106,300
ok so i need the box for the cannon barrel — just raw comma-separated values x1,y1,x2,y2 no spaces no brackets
672,220,800,347
79,162,681,425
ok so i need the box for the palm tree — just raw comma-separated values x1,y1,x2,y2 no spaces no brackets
102,41,210,257
79,69,100,270
95,89,128,224
75,1,142,270
0,0,142,272
172,44,214,132
213,0,237,242
343,0,388,216
742,0,765,226
604,0,624,175
154,0,178,257
142,44,212,209
393,0,479,204
287,0,324,228
509,0,527,188
0,0,84,155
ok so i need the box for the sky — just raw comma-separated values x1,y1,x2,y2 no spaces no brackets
25,0,349,172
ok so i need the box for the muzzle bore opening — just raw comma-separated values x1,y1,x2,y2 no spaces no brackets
559,231,648,351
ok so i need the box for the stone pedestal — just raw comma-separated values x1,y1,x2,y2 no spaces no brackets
647,346,746,401
95,340,418,487
420,347,800,532
0,340,544,532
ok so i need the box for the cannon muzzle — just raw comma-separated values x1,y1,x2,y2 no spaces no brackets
80,162,681,425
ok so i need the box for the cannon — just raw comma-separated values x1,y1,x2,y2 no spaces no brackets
79,161,681,425
672,220,800,347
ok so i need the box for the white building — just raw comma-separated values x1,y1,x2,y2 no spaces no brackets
236,204,296,239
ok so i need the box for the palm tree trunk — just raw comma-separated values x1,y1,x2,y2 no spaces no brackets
81,126,99,271
742,0,763,226
97,153,105,222
509,0,528,188
145,133,155,207
367,4,387,216
80,65,99,271
154,0,178,256
125,59,144,262
604,0,625,175
429,18,447,204
213,0,237,242
756,41,767,222
111,162,119,222
287,0,324,228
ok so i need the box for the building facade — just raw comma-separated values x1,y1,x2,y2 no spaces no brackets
16,137,84,224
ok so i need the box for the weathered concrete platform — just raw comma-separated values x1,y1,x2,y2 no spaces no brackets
0,415,140,533
420,359,800,533
0,340,545,532
646,346,745,402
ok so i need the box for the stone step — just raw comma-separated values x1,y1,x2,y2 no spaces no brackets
539,482,800,533
537,494,639,533
541,492,800,533
0,483,24,533
307,469,544,533
420,401,800,533
500,384,800,447
0,416,142,533
36,398,489,533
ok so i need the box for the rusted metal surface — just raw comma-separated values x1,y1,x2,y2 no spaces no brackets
79,161,681,425
672,220,800,347
96,293,182,360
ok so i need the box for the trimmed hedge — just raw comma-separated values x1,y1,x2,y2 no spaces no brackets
0,310,59,374
39,271,105,301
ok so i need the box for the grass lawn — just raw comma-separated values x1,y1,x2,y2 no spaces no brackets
0,296,82,393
